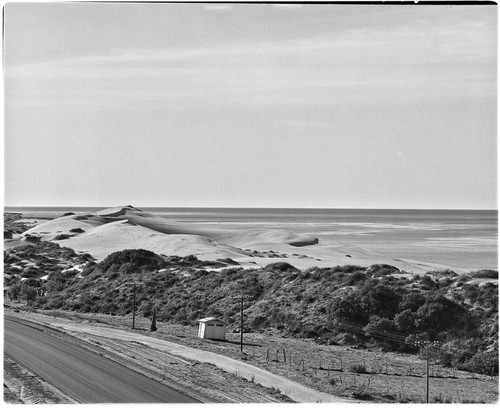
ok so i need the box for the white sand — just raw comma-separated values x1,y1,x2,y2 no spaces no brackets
13,205,465,273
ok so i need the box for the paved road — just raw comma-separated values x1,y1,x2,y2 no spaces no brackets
51,321,352,403
4,317,199,403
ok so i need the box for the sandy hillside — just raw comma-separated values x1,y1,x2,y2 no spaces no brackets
12,205,463,273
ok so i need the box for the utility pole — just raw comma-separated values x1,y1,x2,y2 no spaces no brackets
237,293,252,353
240,295,244,352
132,282,137,329
411,339,440,403
118,282,144,329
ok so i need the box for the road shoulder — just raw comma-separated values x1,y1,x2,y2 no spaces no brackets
4,311,297,403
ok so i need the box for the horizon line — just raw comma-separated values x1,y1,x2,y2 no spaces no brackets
3,205,497,212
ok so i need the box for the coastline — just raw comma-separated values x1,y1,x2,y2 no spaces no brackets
4,206,497,274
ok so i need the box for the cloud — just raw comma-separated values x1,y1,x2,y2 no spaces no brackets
272,4,303,9
6,9,496,113
204,4,233,12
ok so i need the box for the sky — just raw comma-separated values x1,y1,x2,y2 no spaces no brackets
4,2,498,209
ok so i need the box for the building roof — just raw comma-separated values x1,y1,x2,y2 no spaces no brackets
198,317,225,324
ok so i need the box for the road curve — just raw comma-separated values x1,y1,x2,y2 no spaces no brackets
4,317,199,403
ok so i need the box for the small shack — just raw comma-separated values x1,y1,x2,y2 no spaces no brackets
197,317,226,340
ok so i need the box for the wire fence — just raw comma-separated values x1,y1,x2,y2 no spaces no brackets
240,342,486,403
228,318,492,403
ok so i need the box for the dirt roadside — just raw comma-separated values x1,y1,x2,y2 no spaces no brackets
8,306,496,403
4,355,78,404
47,321,349,403
4,308,350,403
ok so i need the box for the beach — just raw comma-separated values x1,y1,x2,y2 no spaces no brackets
4,206,497,274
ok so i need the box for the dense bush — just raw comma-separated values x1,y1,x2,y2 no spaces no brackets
5,243,498,377
264,262,300,273
470,269,498,279
100,249,167,272
346,271,366,285
46,271,67,293
459,350,498,375
350,363,368,373
364,317,399,339
21,284,37,305
328,294,369,325
7,284,21,301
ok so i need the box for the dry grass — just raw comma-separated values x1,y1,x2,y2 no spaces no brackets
4,356,76,403
26,308,499,403
4,306,292,403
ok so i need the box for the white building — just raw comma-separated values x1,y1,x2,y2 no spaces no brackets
197,317,226,340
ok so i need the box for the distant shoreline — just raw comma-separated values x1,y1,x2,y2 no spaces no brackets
4,205,497,273
4,206,498,214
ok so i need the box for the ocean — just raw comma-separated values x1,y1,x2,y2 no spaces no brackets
5,207,498,271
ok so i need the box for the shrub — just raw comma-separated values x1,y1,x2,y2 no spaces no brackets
328,294,368,325
432,394,453,403
368,264,400,277
80,263,94,275
140,300,154,317
249,314,269,330
107,271,120,280
399,292,426,312
415,295,466,337
347,271,366,286
470,269,498,279
100,249,167,273
69,228,85,233
46,270,67,293
118,262,136,274
216,257,240,265
420,275,437,289
394,309,417,333
7,284,21,302
350,390,373,401
364,317,399,342
265,262,300,273
21,268,41,279
340,265,364,274
23,278,42,288
349,363,368,373
223,268,244,282
363,283,402,318
21,285,37,304
53,234,70,240
459,351,499,375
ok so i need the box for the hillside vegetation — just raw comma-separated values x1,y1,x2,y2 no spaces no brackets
4,244,498,377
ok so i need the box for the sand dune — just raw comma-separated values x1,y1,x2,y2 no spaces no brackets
20,216,98,241
65,221,245,262
14,205,463,273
